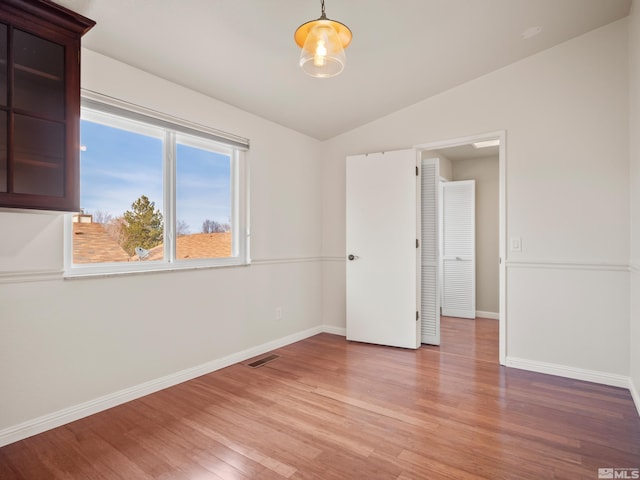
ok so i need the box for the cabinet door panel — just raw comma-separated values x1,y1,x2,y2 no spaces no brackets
0,23,7,106
0,111,5,192
14,114,65,196
13,29,65,120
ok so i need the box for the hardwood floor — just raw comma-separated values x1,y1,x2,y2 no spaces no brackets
1,317,639,479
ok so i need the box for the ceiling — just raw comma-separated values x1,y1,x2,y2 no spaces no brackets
53,0,631,141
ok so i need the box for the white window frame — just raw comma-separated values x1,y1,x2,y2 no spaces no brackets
64,91,250,278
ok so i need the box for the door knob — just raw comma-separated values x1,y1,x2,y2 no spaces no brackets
348,254,359,261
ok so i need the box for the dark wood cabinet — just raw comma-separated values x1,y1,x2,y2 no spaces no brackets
0,0,94,211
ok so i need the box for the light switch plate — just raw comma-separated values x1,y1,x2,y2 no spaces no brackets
510,237,522,252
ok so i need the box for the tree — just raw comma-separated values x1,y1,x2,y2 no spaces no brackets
105,217,128,247
202,219,230,233
176,220,190,236
89,209,126,246
121,195,163,255
92,210,113,225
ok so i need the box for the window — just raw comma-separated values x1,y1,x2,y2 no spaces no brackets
65,94,249,276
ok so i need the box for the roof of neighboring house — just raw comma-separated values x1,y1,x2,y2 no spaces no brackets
144,232,232,261
73,223,232,264
72,223,131,264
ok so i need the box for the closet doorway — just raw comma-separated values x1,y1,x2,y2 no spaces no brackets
416,132,506,364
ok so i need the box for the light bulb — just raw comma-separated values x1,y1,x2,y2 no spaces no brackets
314,40,327,67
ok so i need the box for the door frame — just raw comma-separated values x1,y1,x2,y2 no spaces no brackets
415,131,507,365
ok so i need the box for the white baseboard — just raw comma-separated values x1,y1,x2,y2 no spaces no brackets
323,325,346,336
506,356,631,389
0,325,324,448
631,377,640,417
476,310,499,320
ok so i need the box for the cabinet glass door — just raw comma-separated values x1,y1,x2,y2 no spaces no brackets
0,112,6,193
0,23,7,106
11,28,66,198
13,114,64,197
0,23,6,192
13,29,64,120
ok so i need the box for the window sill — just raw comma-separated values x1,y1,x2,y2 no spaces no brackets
64,257,251,280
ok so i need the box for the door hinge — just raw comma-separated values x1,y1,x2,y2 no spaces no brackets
416,311,419,321
416,166,419,176
416,238,419,248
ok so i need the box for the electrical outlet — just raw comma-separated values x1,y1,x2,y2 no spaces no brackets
275,307,283,320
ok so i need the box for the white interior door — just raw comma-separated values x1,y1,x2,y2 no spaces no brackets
420,158,440,345
346,149,420,349
441,180,476,319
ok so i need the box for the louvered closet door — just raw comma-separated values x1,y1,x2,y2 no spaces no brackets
441,180,476,319
420,158,440,345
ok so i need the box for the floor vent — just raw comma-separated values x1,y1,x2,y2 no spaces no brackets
246,354,280,368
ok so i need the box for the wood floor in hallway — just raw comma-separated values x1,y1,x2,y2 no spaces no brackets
1,317,639,479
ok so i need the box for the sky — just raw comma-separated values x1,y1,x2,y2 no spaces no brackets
80,119,231,235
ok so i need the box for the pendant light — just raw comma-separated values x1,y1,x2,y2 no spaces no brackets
294,0,352,78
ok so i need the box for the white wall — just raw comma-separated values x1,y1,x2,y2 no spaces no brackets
321,19,630,383
452,156,499,315
629,0,640,411
0,50,324,441
421,151,453,181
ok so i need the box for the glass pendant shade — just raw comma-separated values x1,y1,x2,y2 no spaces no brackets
294,12,352,78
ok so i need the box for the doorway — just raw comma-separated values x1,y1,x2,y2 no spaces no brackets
416,132,506,365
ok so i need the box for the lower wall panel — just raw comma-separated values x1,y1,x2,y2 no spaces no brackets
506,264,630,378
321,258,346,330
0,324,326,447
0,259,323,444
